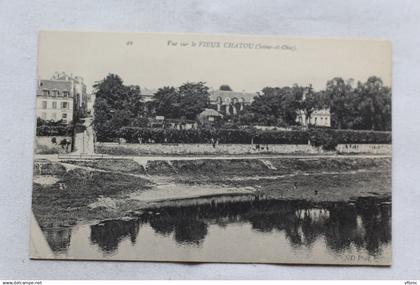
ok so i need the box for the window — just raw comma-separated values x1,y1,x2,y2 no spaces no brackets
52,113,57,120
42,101,47,109
62,119,67,124
42,90,49,96
61,102,68,109
52,90,59,97
41,112,46,120
52,101,57,109
62,113,67,119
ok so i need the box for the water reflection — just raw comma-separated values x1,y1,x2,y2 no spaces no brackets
44,227,72,253
82,197,391,258
90,219,140,253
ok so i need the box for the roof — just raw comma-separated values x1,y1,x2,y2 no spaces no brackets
52,73,84,84
199,108,223,117
37,80,73,96
209,90,258,103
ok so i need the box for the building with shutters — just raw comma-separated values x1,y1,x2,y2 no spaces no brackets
36,73,88,124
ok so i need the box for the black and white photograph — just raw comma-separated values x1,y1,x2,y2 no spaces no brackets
30,31,392,265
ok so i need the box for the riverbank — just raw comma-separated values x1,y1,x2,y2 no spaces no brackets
32,155,391,229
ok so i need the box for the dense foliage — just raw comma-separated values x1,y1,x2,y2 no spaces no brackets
92,74,392,143
36,118,73,136
235,85,312,127
107,127,391,149
235,77,391,131
153,82,210,120
93,74,147,141
323,77,391,130
219,84,232,91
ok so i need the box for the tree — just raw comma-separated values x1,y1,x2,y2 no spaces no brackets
353,77,391,131
325,78,354,129
93,74,144,140
153,86,180,118
299,85,327,126
219,84,232,91
178,82,210,120
323,76,391,131
237,86,301,126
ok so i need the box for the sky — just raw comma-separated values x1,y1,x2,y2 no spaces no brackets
38,31,392,94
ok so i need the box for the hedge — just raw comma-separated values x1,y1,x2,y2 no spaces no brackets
36,125,73,136
109,127,391,146
309,128,391,144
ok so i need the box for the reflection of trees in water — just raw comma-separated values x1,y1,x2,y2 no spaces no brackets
44,228,72,252
142,209,209,246
90,219,139,253
174,219,208,246
300,209,329,247
142,198,391,255
84,197,391,256
357,200,391,256
324,205,364,252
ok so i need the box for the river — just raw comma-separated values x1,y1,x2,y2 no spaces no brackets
42,196,391,265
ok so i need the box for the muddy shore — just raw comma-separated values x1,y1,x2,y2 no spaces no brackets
32,156,391,229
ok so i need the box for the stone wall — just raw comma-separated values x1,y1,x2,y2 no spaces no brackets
336,144,392,154
96,143,317,155
96,142,392,156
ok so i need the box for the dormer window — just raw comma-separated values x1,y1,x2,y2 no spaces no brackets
42,90,50,96
63,91,70,97
52,90,59,97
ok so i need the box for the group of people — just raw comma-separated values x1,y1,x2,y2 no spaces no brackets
251,143,270,152
51,137,71,152
210,138,220,148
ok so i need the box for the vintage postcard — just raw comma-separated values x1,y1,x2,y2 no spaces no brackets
31,31,392,265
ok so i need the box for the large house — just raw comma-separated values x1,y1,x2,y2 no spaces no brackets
36,73,88,124
296,108,331,127
209,88,331,127
295,89,331,127
209,89,257,116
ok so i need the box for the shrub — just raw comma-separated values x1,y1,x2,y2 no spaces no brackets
308,130,338,150
36,119,73,136
310,128,391,144
102,127,391,146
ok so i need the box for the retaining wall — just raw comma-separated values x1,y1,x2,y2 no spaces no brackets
96,142,391,155
336,144,392,154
